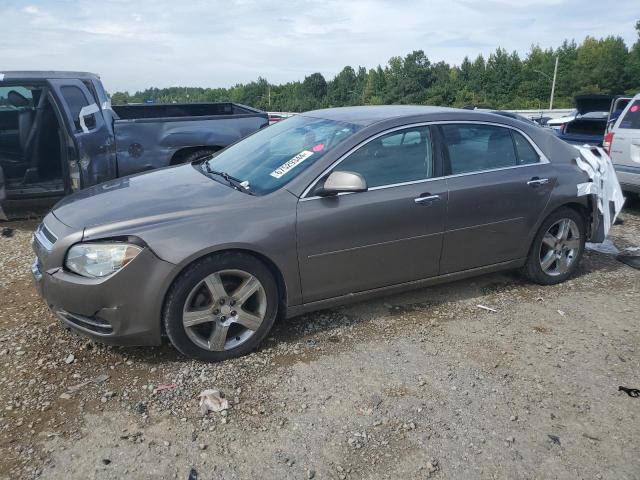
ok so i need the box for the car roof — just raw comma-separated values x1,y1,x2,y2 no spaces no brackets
301,105,460,126
0,71,100,82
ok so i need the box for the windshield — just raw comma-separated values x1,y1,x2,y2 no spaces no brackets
204,115,362,195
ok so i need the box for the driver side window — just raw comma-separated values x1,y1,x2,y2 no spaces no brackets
336,126,433,188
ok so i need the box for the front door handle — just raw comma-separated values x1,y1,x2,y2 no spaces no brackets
414,194,441,205
527,177,549,187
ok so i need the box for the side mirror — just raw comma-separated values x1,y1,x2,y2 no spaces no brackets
319,171,367,196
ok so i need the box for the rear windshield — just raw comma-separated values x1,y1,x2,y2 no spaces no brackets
0,86,34,111
619,101,640,129
203,115,362,195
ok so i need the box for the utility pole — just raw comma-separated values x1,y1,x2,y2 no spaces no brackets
549,55,559,110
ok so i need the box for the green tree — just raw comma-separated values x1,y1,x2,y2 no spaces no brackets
574,36,629,93
328,66,358,106
300,73,327,109
362,66,386,104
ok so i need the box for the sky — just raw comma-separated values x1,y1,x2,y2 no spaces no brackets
2,0,639,93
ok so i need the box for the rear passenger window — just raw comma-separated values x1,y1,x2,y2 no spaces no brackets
60,86,94,131
619,101,640,129
441,124,517,174
337,126,433,188
512,131,540,165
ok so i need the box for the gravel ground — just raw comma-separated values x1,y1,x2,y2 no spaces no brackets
1,199,639,480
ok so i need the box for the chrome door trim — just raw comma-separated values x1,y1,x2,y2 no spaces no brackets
300,120,551,201
414,194,441,204
527,178,550,186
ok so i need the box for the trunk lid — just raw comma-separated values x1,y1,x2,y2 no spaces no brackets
575,94,613,115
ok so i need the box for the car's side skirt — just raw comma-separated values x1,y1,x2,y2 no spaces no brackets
285,258,526,318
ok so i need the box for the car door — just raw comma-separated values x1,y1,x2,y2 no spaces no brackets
296,125,447,303
47,79,116,190
439,122,556,274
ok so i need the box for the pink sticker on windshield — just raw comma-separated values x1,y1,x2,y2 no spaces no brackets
631,105,639,113
312,143,325,152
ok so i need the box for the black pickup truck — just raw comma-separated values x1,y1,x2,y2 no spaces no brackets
0,71,268,210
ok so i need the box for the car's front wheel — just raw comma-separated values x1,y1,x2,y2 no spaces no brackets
523,207,586,285
163,253,278,361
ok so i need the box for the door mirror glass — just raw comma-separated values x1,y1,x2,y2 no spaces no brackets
319,171,367,196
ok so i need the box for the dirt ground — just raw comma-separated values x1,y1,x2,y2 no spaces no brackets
1,200,639,480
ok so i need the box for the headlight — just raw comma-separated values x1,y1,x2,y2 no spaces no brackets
65,243,142,278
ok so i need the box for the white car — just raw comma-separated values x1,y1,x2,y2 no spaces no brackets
546,110,576,132
604,93,640,194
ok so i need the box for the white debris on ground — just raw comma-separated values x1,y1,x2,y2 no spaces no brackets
585,238,620,255
199,389,229,414
476,304,498,313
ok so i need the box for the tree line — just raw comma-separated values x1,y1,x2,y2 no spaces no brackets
111,23,640,112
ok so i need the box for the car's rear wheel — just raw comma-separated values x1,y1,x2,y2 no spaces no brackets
163,253,278,361
523,207,586,285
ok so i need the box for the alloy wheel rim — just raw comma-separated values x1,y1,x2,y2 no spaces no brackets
539,218,581,276
182,269,267,351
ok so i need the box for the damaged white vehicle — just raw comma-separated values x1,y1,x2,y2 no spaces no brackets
575,146,624,242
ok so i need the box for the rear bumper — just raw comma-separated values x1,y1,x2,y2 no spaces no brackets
32,246,175,346
614,164,640,193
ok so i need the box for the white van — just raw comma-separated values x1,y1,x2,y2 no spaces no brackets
604,93,640,194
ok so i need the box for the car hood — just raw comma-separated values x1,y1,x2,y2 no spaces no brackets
574,94,613,115
52,164,248,230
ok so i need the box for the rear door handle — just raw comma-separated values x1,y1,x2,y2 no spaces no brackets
414,194,441,205
527,177,549,187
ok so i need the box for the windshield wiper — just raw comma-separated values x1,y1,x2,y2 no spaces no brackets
202,162,252,194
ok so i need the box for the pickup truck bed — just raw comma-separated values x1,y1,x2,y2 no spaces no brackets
112,102,254,119
111,103,267,178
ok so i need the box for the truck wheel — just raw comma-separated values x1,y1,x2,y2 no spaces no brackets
163,252,279,362
523,207,586,285
174,148,218,165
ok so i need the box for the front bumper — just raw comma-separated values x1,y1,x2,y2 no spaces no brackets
32,215,175,346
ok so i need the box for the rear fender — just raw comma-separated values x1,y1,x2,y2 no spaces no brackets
160,125,241,149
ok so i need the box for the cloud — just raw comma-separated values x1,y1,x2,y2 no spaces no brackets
1,0,639,92
23,5,39,14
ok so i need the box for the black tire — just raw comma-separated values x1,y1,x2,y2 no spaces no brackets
174,148,218,165
523,207,586,285
163,252,278,362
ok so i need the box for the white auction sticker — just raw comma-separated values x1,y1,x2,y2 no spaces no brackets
270,150,314,179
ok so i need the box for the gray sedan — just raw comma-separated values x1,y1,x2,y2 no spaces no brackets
32,106,593,361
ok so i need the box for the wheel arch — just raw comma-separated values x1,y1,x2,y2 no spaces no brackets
559,201,591,227
170,146,223,165
526,199,591,258
160,247,289,333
